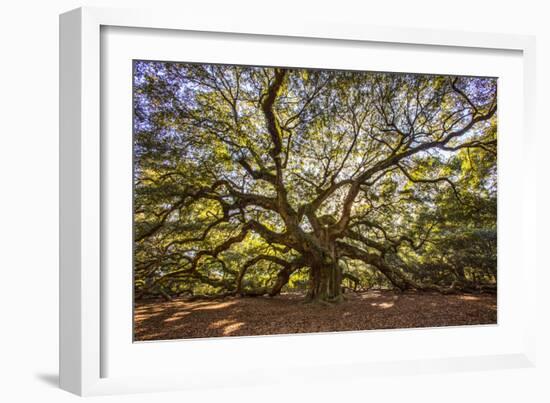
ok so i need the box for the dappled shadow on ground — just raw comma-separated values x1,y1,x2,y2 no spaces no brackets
134,291,497,341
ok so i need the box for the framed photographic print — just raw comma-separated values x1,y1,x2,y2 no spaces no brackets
60,6,537,396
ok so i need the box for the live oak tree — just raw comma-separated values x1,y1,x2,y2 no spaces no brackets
134,62,497,303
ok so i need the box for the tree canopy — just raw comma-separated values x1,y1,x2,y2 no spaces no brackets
133,61,497,303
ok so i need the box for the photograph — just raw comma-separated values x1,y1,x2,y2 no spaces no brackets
132,61,498,341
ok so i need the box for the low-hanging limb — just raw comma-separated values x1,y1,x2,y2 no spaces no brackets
346,220,436,254
235,254,290,294
236,254,306,297
337,241,460,294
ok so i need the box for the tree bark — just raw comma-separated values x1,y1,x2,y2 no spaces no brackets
305,259,343,303
303,226,345,303
269,267,293,296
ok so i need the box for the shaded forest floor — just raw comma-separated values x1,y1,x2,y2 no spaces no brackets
134,291,497,341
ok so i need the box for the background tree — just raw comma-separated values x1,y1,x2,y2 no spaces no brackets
133,62,497,303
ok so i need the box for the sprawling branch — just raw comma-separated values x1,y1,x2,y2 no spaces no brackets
337,242,458,294
396,163,462,203
328,104,497,237
236,254,305,296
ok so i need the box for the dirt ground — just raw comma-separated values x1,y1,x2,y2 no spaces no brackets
134,291,497,341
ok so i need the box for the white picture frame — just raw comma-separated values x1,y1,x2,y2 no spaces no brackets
59,6,537,396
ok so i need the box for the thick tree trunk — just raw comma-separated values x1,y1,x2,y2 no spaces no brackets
304,230,344,303
306,260,343,303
